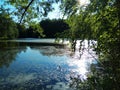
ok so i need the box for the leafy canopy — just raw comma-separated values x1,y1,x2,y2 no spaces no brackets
0,0,60,23
59,0,120,89
0,13,18,39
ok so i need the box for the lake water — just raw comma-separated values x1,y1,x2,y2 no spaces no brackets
0,39,97,90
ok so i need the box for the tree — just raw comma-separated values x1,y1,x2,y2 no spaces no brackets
1,0,60,24
59,0,120,89
60,0,78,17
17,23,27,38
40,19,69,38
26,23,44,38
0,13,18,39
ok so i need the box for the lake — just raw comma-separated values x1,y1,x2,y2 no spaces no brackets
0,39,97,90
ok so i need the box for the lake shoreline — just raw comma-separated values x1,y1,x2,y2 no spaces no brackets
0,38,67,47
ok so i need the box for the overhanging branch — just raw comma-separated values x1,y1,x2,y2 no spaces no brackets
20,0,35,23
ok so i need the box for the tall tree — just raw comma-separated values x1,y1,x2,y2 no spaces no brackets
27,23,44,38
0,13,18,39
40,19,69,38
59,0,120,89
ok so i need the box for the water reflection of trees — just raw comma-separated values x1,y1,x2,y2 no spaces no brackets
69,53,120,89
30,46,71,56
65,40,120,90
0,41,70,67
69,54,120,90
0,42,27,68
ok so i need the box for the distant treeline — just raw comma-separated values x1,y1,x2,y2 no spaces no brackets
40,19,69,38
18,19,69,38
0,13,69,39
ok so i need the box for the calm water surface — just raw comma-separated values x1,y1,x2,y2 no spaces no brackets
0,39,97,90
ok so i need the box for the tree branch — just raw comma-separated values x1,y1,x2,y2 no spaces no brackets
20,0,35,23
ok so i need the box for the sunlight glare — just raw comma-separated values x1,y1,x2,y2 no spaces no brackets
77,0,90,6
67,40,97,80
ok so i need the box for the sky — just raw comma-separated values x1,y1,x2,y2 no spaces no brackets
47,2,63,19
78,0,90,6
0,0,62,20
48,0,90,19
0,0,90,20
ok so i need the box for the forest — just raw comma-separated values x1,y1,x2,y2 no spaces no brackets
0,15,69,39
0,0,120,89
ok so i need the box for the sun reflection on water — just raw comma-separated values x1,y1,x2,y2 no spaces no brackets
67,40,97,80
0,39,98,89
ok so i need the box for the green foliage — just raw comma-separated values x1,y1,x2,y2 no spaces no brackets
0,0,120,89
16,22,45,38
40,19,69,38
62,0,120,65
17,23,27,38
70,64,120,90
66,12,92,40
0,13,18,39
28,23,45,38
60,0,78,17
60,0,120,89
2,0,60,23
